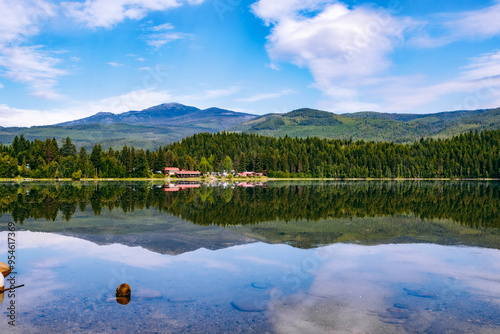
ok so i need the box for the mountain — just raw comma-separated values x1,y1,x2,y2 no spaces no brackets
230,107,500,143
57,102,255,128
1,103,500,150
0,103,256,150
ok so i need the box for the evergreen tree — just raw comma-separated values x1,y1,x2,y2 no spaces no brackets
61,137,77,158
90,143,103,177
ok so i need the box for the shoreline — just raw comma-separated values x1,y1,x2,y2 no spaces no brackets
0,177,498,182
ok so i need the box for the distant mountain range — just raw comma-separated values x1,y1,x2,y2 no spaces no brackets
56,102,255,127
1,102,499,149
230,107,500,142
0,103,256,150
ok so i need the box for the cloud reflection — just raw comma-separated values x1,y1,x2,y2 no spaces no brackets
270,243,500,333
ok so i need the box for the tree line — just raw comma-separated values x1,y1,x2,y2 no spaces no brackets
1,129,500,178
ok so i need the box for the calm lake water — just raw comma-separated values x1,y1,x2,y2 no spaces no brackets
0,181,500,333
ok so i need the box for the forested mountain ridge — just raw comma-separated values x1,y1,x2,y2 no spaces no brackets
231,107,500,143
1,104,500,150
1,129,499,179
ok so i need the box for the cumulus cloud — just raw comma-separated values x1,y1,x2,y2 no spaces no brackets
253,0,500,113
252,0,415,103
61,0,204,29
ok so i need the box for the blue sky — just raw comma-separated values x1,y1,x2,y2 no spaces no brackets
1,0,500,126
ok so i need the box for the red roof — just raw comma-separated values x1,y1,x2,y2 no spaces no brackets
175,170,201,174
164,167,180,171
178,184,201,189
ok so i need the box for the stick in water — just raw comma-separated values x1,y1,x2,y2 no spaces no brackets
1,284,25,293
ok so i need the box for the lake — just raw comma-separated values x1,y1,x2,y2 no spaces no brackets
0,181,500,333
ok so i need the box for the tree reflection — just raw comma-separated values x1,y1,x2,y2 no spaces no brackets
0,181,499,229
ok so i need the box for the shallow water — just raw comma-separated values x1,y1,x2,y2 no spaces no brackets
0,181,499,333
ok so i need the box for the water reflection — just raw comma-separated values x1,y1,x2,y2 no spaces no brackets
2,231,499,333
0,181,499,228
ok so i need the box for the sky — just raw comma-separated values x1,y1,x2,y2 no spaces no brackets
1,0,500,127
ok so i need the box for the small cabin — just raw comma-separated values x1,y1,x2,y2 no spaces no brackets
164,167,180,176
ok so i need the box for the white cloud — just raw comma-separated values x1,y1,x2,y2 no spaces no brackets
107,61,124,67
408,1,500,48
0,45,67,99
144,31,193,49
0,0,67,99
70,56,81,62
0,88,175,127
141,22,193,49
127,53,147,61
0,0,56,45
252,1,415,103
149,22,175,31
61,0,204,29
460,51,500,81
446,1,500,40
0,83,3,89
252,0,336,25
90,88,175,113
0,103,62,127
253,1,500,113
236,89,293,102
363,52,500,113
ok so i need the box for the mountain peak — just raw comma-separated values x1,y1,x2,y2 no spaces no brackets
95,112,115,117
142,102,196,112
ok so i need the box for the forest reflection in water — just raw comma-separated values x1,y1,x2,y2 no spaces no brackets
0,180,499,250
1,180,499,226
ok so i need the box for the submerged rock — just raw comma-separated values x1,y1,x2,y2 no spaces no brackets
251,282,272,290
378,305,411,325
0,262,11,278
231,298,268,312
116,283,131,297
404,288,437,299
116,283,131,305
